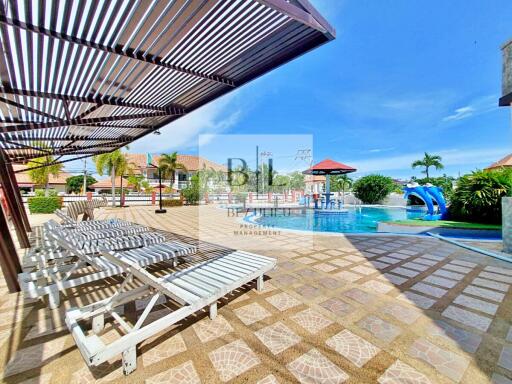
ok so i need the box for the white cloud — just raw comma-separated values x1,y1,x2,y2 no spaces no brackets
367,147,395,153
348,147,509,174
129,94,242,153
442,95,498,122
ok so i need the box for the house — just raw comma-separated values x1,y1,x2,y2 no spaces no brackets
13,164,71,193
89,154,225,193
486,154,512,170
304,175,326,195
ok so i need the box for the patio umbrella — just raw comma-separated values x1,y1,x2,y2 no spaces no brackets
303,159,357,208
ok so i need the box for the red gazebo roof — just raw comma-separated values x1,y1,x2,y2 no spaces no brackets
303,159,357,175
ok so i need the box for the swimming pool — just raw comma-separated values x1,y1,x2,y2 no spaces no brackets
252,206,425,233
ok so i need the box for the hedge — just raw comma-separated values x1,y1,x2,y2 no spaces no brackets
161,199,183,207
28,196,63,214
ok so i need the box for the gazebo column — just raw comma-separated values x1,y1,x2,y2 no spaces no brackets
0,150,30,248
325,174,331,208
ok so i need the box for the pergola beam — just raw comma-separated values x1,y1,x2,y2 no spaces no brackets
0,136,132,142
13,150,114,173
0,14,235,88
0,85,185,113
0,96,62,121
1,111,174,133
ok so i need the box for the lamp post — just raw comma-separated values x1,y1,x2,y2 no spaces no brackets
151,163,166,214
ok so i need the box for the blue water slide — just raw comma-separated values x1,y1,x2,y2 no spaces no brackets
403,183,446,221
425,185,448,219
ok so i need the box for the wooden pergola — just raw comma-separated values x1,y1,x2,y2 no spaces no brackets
0,0,334,292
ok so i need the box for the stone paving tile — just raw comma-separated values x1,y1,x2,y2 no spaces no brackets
313,263,338,272
318,277,344,290
367,248,387,254
192,315,234,343
451,260,477,268
234,302,272,325
507,326,512,342
255,321,301,355
343,288,375,305
325,250,344,256
464,285,505,303
382,303,421,325
287,348,349,383
442,305,492,332
326,329,380,368
378,359,432,384
24,318,62,341
142,333,187,367
273,273,300,286
295,268,323,280
4,336,66,377
310,253,332,261
369,261,390,270
361,280,394,294
443,264,473,274
345,255,366,263
18,373,52,384
320,298,354,317
257,374,279,384
334,270,363,282
329,259,352,268
485,265,512,276
391,267,420,278
351,265,377,276
397,249,418,256
422,254,446,261
358,315,402,343
402,262,431,272
453,294,499,316
422,275,457,289
296,284,323,299
266,292,302,311
409,338,469,383
291,308,334,334
296,257,317,265
480,271,512,284
397,292,436,309
146,360,200,384
411,282,448,298
414,258,439,266
378,256,403,264
426,320,482,353
209,339,260,382
279,260,300,270
499,345,512,371
379,273,408,285
472,277,509,292
433,269,465,281
492,373,512,384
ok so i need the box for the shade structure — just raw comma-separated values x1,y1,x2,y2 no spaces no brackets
0,0,335,166
303,159,356,208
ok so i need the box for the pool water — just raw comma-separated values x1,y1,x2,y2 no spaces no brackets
253,206,426,233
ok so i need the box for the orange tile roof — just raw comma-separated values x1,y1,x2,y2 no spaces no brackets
125,154,225,172
13,164,72,186
89,176,132,189
487,154,512,170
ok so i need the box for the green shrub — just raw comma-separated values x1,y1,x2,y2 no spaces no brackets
28,196,63,213
34,189,57,197
352,174,395,204
449,168,512,224
182,174,200,205
161,199,183,207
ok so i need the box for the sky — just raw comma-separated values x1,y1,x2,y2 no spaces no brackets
77,0,512,180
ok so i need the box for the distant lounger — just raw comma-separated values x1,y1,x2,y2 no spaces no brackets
66,248,276,375
19,228,197,309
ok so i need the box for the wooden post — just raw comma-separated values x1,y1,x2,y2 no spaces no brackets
86,192,93,201
6,162,31,232
248,192,253,203
151,191,156,205
0,204,21,292
0,151,29,248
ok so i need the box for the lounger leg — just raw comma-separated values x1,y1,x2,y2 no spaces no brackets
122,346,137,375
256,275,264,292
48,290,60,309
92,314,104,334
172,257,178,268
209,302,217,320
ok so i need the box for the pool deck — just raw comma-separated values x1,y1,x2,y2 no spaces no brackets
1,205,512,383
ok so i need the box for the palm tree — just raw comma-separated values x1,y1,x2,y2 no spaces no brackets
158,152,187,188
93,146,130,207
331,174,353,204
412,152,444,179
27,155,63,196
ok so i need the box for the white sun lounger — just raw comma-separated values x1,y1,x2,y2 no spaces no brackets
19,230,197,309
55,209,127,229
66,249,276,375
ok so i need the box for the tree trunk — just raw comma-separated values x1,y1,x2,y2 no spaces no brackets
426,167,430,179
45,179,49,197
111,165,116,207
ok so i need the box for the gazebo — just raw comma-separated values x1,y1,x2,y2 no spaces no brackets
303,159,356,208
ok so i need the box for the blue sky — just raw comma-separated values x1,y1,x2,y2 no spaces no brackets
85,1,512,180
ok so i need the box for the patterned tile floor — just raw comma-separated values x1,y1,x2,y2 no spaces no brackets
0,205,511,383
